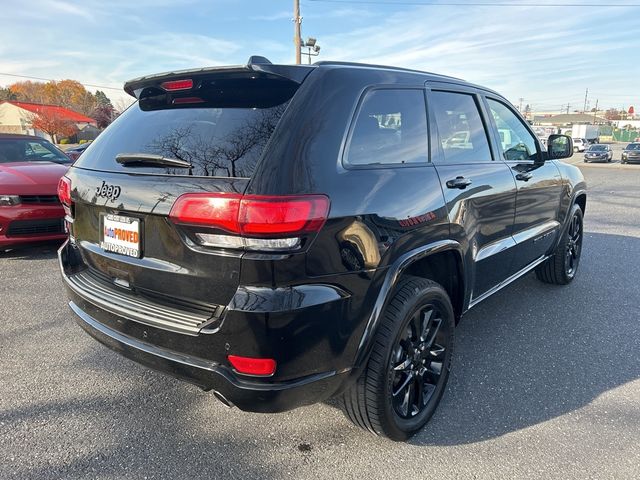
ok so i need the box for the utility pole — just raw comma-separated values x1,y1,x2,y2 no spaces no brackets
293,0,302,65
566,103,571,114
592,99,599,124
583,88,589,113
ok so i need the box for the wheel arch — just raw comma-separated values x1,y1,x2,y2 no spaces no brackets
351,240,465,373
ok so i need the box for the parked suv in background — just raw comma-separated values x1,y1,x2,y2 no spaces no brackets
58,57,586,440
572,137,588,152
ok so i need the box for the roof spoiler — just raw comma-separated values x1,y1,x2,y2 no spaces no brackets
124,56,315,98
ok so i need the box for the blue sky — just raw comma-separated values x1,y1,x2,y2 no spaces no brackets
1,0,639,112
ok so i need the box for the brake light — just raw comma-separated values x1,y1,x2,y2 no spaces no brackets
227,355,276,376
160,79,193,91
57,176,72,206
169,193,241,232
170,194,329,235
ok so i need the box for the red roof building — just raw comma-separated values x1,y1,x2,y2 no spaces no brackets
0,101,97,141
1,101,96,125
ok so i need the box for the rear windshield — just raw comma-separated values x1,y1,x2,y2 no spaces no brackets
0,138,70,164
75,101,290,177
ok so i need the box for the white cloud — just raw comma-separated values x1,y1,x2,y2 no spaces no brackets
44,0,94,20
320,4,640,109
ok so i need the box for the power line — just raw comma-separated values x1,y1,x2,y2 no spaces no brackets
307,0,640,6
0,72,122,91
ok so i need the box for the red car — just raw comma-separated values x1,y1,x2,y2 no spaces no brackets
0,134,71,250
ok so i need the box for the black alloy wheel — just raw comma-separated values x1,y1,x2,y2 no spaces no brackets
390,305,447,419
535,203,584,285
340,276,455,441
564,208,583,279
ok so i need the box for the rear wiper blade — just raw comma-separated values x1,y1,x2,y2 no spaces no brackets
115,153,192,168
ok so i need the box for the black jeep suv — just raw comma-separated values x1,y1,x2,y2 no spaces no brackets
58,57,585,440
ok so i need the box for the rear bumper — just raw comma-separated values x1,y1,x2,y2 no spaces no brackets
68,299,345,412
58,240,360,412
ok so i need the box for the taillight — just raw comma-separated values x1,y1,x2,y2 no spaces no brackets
57,176,72,206
169,193,241,232
227,355,276,376
168,193,330,252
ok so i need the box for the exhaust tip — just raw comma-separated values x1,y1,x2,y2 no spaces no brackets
212,390,234,408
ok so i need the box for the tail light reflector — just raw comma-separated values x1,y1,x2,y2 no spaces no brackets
227,355,276,376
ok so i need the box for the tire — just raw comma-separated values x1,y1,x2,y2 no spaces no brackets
340,276,455,441
535,204,583,285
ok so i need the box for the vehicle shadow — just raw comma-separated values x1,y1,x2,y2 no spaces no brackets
410,231,640,446
1,241,63,260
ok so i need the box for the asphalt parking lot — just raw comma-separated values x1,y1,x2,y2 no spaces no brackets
1,164,639,479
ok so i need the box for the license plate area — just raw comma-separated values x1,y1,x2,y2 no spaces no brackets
100,213,141,258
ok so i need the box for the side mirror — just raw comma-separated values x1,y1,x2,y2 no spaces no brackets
547,134,573,159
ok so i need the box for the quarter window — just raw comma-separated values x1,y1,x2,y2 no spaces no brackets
345,89,428,166
487,99,539,161
430,91,492,163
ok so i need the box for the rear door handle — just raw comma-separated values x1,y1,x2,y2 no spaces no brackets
515,172,533,182
446,176,472,189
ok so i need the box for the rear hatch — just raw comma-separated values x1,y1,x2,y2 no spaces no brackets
64,60,313,332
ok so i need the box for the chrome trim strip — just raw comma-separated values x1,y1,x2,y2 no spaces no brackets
512,220,560,246
475,221,559,263
469,255,548,308
475,236,516,262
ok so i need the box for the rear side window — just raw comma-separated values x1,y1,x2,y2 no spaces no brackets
75,100,291,178
430,91,492,163
345,89,428,166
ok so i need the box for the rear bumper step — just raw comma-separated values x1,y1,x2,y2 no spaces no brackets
59,243,223,336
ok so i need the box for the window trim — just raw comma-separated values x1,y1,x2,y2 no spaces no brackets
426,87,496,165
341,85,431,170
483,95,543,164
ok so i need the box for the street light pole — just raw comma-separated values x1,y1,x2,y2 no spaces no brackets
293,0,302,65
301,37,321,64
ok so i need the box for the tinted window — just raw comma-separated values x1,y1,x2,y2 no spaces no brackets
588,145,607,151
430,91,492,163
0,138,70,164
75,101,290,177
345,89,428,166
487,99,539,161
626,143,640,150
